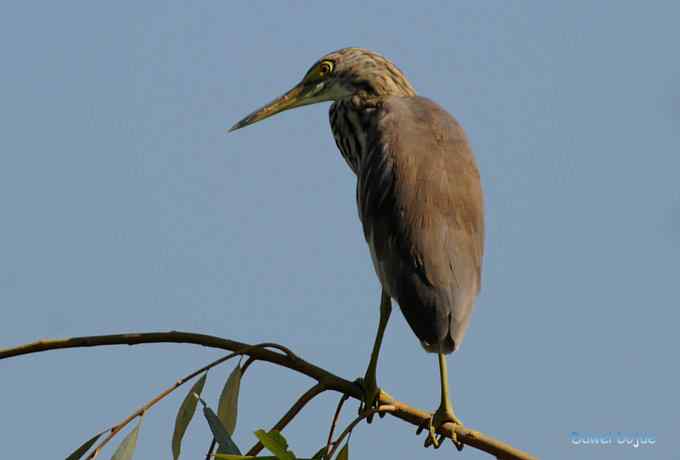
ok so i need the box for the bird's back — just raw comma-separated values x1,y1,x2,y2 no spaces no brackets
352,96,484,353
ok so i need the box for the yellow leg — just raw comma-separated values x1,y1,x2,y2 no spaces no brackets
425,353,464,449
359,290,391,419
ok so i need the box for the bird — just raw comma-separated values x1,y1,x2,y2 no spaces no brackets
229,48,484,449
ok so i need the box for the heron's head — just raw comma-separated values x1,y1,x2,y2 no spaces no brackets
229,48,416,132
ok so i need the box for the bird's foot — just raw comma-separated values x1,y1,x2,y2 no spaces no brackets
354,376,384,423
417,405,464,450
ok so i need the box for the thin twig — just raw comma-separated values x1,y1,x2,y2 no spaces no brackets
253,342,298,361
205,438,216,460
2,332,538,460
325,393,351,458
326,405,396,460
241,355,257,374
245,382,327,456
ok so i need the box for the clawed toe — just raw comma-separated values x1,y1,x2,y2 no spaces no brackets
419,408,464,450
354,377,381,423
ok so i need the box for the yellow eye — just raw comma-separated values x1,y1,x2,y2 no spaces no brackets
319,61,334,76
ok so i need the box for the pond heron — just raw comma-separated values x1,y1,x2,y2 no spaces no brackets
230,48,484,449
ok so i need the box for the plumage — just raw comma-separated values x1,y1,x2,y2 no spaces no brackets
331,95,484,353
230,48,485,444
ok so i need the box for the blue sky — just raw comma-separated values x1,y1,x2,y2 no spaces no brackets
1,2,679,459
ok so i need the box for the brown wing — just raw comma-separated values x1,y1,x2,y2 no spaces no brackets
357,96,484,352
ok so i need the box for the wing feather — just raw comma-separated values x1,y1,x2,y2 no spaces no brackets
358,96,484,352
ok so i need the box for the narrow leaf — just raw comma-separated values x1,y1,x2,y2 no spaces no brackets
217,365,242,435
310,446,327,459
336,443,348,460
172,373,207,460
203,406,241,455
64,431,103,460
254,429,295,460
111,418,142,460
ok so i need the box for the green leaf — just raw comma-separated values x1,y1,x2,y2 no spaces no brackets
111,418,142,460
254,429,296,460
64,431,103,460
310,446,327,460
217,365,242,435
203,406,241,455
336,443,348,460
172,373,207,460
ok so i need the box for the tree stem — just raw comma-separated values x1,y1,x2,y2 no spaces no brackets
1,331,537,460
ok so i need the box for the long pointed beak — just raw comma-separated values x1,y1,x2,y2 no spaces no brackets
229,82,314,132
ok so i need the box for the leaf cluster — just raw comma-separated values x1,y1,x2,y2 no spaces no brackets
65,363,350,460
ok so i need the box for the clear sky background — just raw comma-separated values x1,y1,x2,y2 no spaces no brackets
1,2,679,459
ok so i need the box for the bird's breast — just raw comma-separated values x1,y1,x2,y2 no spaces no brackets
329,101,373,175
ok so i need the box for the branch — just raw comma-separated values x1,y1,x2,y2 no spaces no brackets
325,393,351,458
0,332,537,460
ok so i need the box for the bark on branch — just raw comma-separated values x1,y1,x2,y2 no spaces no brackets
0,331,537,460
